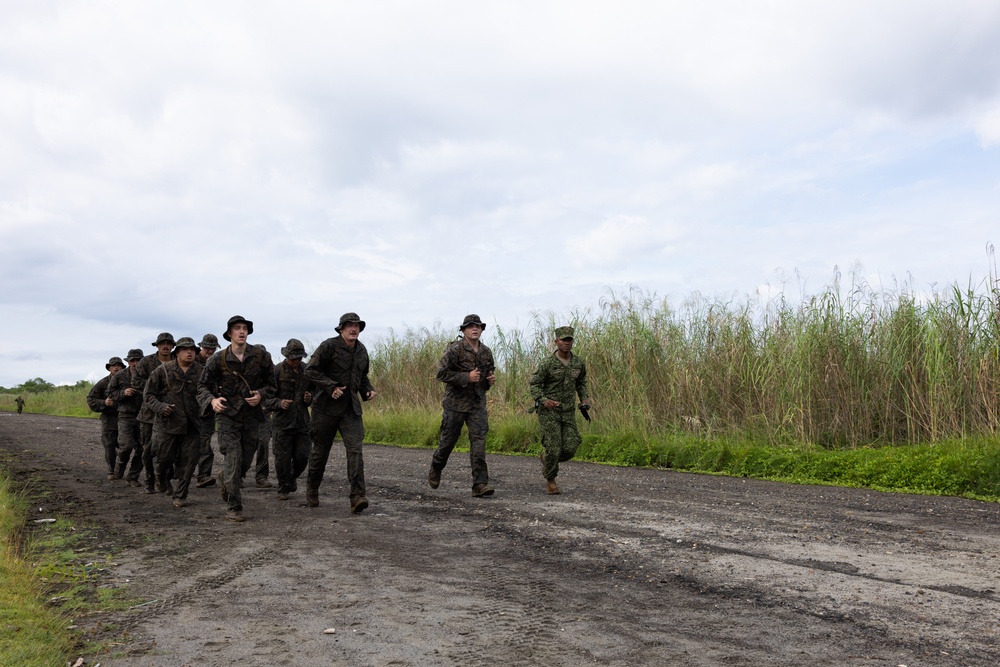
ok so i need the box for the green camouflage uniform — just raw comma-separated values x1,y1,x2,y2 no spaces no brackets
304,335,374,503
529,351,589,480
87,373,120,476
145,360,202,500
108,365,144,481
197,344,276,512
266,359,314,494
432,337,496,488
133,352,174,490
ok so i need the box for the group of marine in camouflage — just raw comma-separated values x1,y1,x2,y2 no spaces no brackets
87,312,590,522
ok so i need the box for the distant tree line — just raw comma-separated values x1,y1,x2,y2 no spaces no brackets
0,378,90,393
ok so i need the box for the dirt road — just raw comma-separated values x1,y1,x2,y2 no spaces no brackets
2,413,999,666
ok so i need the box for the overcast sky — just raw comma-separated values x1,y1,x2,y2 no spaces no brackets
2,1,999,387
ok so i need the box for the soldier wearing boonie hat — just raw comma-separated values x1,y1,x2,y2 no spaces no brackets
132,333,176,494
427,313,498,497
264,338,314,500
303,312,377,514
108,349,146,483
193,334,221,488
529,325,590,495
145,337,203,508
197,316,276,522
87,356,127,480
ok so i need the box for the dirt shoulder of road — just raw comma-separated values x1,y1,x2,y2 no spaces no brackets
2,412,999,667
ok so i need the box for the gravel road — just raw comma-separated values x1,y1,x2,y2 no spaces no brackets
2,412,999,666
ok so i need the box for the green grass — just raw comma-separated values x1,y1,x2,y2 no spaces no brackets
0,473,77,666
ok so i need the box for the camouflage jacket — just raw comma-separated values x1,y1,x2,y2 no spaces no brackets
529,352,589,415
304,336,374,417
144,361,202,434
197,344,276,423
133,353,174,423
86,374,118,423
108,367,141,415
265,360,313,432
436,338,495,412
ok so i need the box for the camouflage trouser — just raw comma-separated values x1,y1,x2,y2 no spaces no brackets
273,427,311,494
152,428,199,500
432,407,489,488
196,417,215,482
254,416,272,482
100,420,119,475
116,413,143,481
140,420,155,488
307,412,366,501
217,416,262,511
538,409,581,480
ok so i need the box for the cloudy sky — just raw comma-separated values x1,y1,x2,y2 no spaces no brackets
2,0,999,387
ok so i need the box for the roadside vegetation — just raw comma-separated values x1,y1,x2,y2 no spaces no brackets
7,269,1000,500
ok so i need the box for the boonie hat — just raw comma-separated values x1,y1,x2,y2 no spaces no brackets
106,356,125,370
125,348,144,362
152,332,175,347
460,314,486,330
223,315,254,341
281,338,307,360
198,333,220,349
173,337,198,351
336,312,366,333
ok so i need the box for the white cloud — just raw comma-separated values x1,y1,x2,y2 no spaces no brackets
565,215,680,267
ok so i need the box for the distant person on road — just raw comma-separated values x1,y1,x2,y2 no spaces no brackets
303,312,376,513
266,339,314,501
15,396,25,414
87,356,125,480
427,314,497,497
133,333,176,494
108,349,146,485
144,338,203,508
197,316,275,522
529,326,590,495
193,334,220,488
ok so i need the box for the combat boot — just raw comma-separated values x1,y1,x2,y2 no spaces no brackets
350,496,369,514
546,478,561,495
305,484,319,507
428,467,441,489
472,483,495,497
226,509,245,522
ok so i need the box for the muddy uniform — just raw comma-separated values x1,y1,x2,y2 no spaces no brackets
86,374,120,477
145,361,202,501
197,344,276,513
304,336,374,503
431,338,496,488
266,360,314,495
108,367,144,482
134,353,173,491
530,351,589,480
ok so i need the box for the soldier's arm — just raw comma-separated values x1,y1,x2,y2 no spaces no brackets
528,358,549,402
576,360,590,403
304,342,338,394
359,352,375,400
86,382,105,413
257,351,277,401
196,357,220,416
143,367,170,415
435,344,469,387
480,349,496,392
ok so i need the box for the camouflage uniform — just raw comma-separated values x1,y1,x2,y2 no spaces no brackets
86,358,123,478
15,396,25,414
108,351,144,482
266,348,313,495
431,330,496,490
194,334,219,485
197,340,276,514
529,346,589,481
144,353,202,502
304,325,374,505
133,334,175,491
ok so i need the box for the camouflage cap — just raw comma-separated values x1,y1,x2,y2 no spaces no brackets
223,315,254,341
125,348,144,362
173,337,198,351
460,314,486,330
281,338,307,360
335,312,366,333
106,356,125,370
198,333,220,350
151,332,175,347
555,326,575,340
